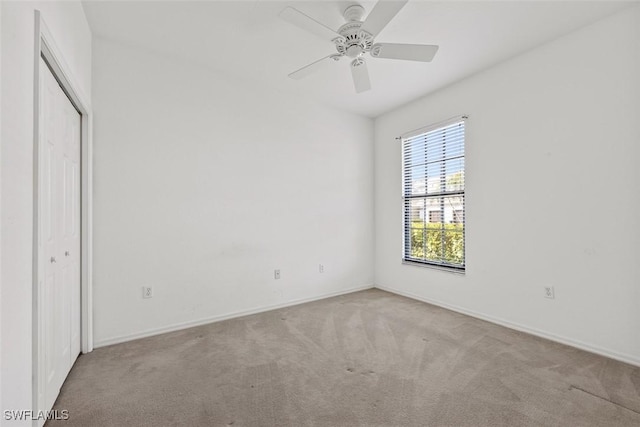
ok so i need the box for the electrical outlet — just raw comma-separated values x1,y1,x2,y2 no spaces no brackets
142,286,153,299
319,264,324,273
544,286,555,299
274,269,281,280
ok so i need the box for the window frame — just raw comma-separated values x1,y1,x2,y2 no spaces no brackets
401,115,467,272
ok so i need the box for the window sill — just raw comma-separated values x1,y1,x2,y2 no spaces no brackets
402,260,466,275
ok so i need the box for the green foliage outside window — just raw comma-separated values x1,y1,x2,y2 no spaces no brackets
409,221,464,265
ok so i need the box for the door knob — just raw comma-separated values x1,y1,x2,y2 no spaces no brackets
50,256,57,263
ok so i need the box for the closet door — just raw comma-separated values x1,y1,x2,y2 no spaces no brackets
41,57,81,411
60,69,82,361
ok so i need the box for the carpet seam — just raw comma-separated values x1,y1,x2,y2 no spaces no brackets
569,385,640,415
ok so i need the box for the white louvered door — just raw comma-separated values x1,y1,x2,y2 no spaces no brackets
41,57,81,411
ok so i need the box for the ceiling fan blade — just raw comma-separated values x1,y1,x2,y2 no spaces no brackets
360,0,408,37
371,43,439,62
279,7,340,42
289,55,335,80
351,58,371,93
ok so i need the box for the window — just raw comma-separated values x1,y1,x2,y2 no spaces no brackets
402,117,465,270
452,210,463,224
428,210,442,223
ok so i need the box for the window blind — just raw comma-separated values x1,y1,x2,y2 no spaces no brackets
402,117,466,270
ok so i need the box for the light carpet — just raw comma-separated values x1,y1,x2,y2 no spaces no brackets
48,289,640,426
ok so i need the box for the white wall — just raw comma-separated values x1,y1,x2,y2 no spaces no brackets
374,6,640,365
0,1,91,422
92,38,374,346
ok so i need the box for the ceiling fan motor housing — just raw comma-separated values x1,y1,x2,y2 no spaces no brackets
334,21,373,58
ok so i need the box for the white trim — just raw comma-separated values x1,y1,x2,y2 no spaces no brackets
95,284,374,348
375,284,640,368
401,260,465,275
33,10,93,426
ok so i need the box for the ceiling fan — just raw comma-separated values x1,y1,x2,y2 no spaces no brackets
279,0,438,93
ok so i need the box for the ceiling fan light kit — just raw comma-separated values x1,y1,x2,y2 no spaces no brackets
279,0,439,93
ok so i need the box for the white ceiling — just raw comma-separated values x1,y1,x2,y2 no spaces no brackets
82,0,633,117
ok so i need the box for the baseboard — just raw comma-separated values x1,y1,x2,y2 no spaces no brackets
94,284,374,348
375,284,640,368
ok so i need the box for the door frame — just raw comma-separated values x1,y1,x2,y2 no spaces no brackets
32,10,93,423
